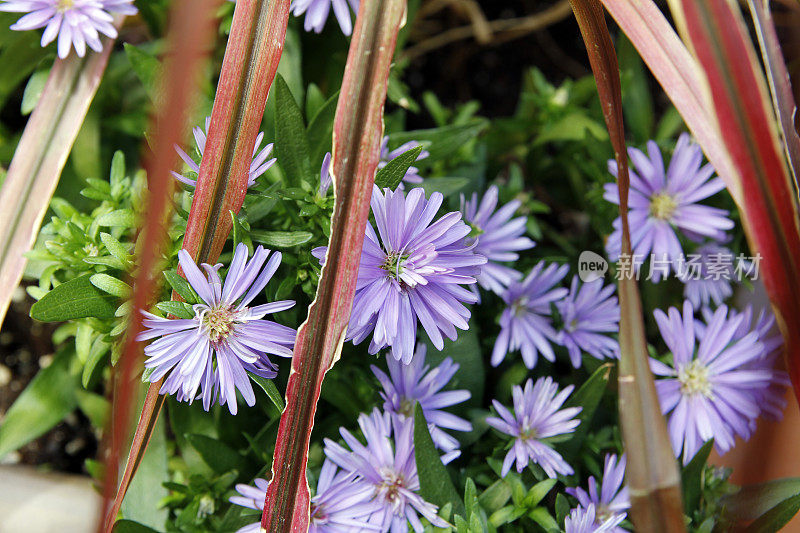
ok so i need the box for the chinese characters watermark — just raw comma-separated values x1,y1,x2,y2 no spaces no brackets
577,251,762,282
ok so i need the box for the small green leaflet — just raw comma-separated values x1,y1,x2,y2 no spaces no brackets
560,363,612,459
682,439,714,513
30,274,118,322
250,230,313,248
387,120,488,163
124,43,161,103
251,374,286,413
374,146,424,190
274,74,314,187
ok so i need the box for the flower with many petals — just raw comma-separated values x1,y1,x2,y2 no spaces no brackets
565,505,625,533
312,185,486,363
380,136,430,187
650,301,775,462
0,0,136,58
138,243,296,415
486,377,581,478
291,0,359,35
492,261,569,369
556,276,619,368
371,344,471,464
324,409,448,533
461,185,535,295
566,454,629,532
172,116,276,189
604,134,734,279
230,459,379,532
677,243,739,309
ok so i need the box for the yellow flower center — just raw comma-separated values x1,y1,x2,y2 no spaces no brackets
678,359,713,398
649,192,678,220
57,0,75,12
378,468,406,505
198,305,236,343
398,397,415,417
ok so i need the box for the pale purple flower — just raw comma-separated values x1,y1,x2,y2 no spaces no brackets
324,409,449,533
312,185,486,363
556,276,619,368
486,377,581,478
565,505,626,533
650,300,773,463
0,0,136,58
380,136,430,187
319,152,333,196
371,343,471,464
461,185,535,296
137,243,296,415
230,460,379,533
491,261,569,369
677,243,739,309
291,0,359,36
566,454,629,532
604,134,734,279
172,116,276,189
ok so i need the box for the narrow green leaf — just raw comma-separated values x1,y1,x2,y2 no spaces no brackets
124,43,161,102
274,74,314,186
249,229,313,248
186,434,242,474
419,177,470,197
0,350,78,459
746,494,800,533
97,209,136,228
374,146,424,190
387,121,488,163
112,520,160,533
163,270,199,304
560,363,612,458
307,90,340,166
82,337,110,388
251,374,285,412
30,273,118,322
101,232,132,265
724,478,800,523
682,439,714,513
155,301,194,319
21,69,48,116
91,273,131,298
75,389,110,428
414,403,466,518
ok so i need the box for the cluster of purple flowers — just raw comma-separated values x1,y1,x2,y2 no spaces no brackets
0,0,136,58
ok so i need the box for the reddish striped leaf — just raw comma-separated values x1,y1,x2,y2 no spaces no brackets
569,1,685,529
260,1,408,530
677,0,800,394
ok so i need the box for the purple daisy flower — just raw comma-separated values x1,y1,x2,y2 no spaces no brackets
677,242,741,309
324,409,449,533
172,116,276,189
650,300,773,463
371,343,471,464
312,185,486,363
291,0,359,36
137,243,296,415
461,185,536,296
491,261,569,369
603,134,734,279
565,505,626,533
0,0,136,58
319,151,333,197
556,276,619,368
230,459,379,533
380,136,430,188
566,454,629,532
486,377,581,478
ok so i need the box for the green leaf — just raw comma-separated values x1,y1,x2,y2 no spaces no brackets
524,479,556,507
555,493,570,524
374,146,424,190
747,494,800,533
307,90,340,166
163,270,199,304
0,350,78,459
124,43,161,102
618,34,655,141
387,121,488,163
82,337,110,388
249,230,314,248
528,507,559,531
534,112,609,144
21,69,48,115
97,209,136,228
155,301,194,319
478,479,512,514
186,434,242,474
75,389,109,428
90,273,131,298
251,374,285,413
30,274,118,322
560,363,612,458
419,177,470,197
423,327,483,405
112,520,160,533
682,439,714,513
274,74,314,186
724,478,800,523
414,403,466,518
100,232,132,265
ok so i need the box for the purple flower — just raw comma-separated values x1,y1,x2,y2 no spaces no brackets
312,185,486,363
380,136,430,187
677,243,737,308
556,276,619,368
324,409,449,532
604,134,734,279
172,116,276,189
0,0,136,58
319,152,333,196
371,343,471,464
650,300,774,463
137,243,296,415
486,377,581,478
291,0,359,36
565,505,626,533
491,261,569,369
566,454,629,532
230,459,379,533
461,185,535,295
